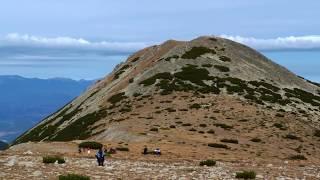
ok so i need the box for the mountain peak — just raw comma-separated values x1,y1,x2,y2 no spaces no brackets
14,36,320,163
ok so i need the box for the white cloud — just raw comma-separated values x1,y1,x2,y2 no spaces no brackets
220,35,320,51
2,33,320,54
1,33,149,54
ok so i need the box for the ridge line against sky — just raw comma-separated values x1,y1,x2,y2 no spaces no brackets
2,33,320,54
1,33,320,81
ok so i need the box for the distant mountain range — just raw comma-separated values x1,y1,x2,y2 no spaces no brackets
0,75,94,142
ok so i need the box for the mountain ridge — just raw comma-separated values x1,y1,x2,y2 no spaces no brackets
14,36,320,163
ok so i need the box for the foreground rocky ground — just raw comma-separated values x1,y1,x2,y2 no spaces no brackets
1,142,320,179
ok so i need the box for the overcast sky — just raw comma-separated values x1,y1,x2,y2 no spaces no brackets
0,0,320,80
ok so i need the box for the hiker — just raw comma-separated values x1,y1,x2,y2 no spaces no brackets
154,148,161,156
143,146,148,155
95,147,105,166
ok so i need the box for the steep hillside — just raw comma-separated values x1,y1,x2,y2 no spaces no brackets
14,36,320,161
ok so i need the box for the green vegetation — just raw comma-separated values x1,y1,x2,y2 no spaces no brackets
289,154,307,160
209,37,217,42
219,56,231,62
108,92,127,104
214,123,233,130
220,139,238,144
150,128,159,132
164,55,179,61
199,159,216,166
214,65,230,72
43,156,65,164
140,72,173,86
182,123,192,126
273,123,287,130
131,57,140,63
181,47,216,59
78,141,103,149
113,64,130,80
249,81,280,92
250,138,262,143
207,129,215,134
314,130,320,137
59,174,90,180
51,109,108,141
284,88,320,106
174,65,211,86
202,64,213,68
284,134,300,140
190,103,201,109
235,171,256,179
208,143,229,149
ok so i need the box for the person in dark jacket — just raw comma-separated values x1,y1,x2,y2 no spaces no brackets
143,146,148,155
95,148,105,166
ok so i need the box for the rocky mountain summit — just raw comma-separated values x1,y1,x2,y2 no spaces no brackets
14,36,320,164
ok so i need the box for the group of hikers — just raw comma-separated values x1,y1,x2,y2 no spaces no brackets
90,146,161,166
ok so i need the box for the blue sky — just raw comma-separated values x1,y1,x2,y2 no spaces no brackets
0,0,320,81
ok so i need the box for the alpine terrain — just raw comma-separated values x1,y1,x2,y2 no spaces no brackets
2,36,320,179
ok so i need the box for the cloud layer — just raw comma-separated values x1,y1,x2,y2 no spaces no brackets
2,34,320,53
220,35,320,51
1,33,148,55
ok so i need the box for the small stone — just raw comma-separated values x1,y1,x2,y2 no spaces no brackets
32,171,42,177
256,174,264,179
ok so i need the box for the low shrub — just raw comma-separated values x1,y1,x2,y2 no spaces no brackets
220,139,238,144
214,123,233,130
273,123,287,130
108,92,127,104
219,56,231,62
250,138,262,143
199,124,207,127
293,154,308,160
181,46,216,59
78,141,103,150
43,155,65,164
202,64,213,68
59,174,90,180
208,143,229,149
199,159,216,166
289,154,307,160
235,171,256,179
284,134,300,140
207,129,215,134
190,103,201,109
150,128,159,132
182,123,192,126
214,65,230,72
314,130,320,137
